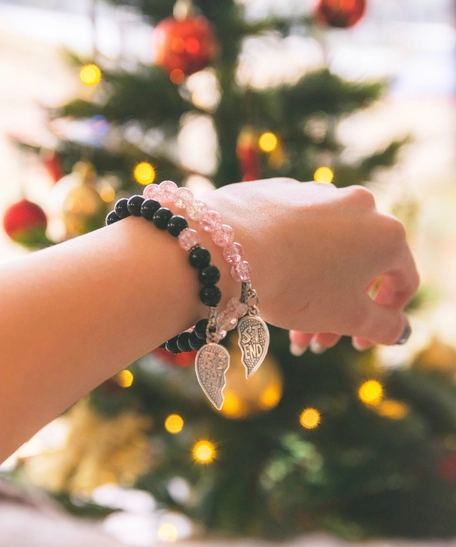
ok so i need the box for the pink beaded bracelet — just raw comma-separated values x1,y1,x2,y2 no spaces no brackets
143,180,270,380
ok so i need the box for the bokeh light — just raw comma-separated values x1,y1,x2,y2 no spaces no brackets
314,166,334,183
133,162,156,185
300,407,321,429
193,440,216,463
79,64,102,86
158,523,178,542
116,369,134,388
258,132,278,152
164,414,184,434
358,380,383,405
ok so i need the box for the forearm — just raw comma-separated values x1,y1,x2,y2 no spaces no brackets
0,217,232,461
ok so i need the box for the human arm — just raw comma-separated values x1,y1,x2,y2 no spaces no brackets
0,178,419,462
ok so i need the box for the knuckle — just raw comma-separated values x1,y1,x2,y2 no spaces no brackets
344,185,376,208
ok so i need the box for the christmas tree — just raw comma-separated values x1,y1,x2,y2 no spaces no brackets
7,0,456,541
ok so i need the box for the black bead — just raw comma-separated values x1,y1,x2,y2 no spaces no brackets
127,195,145,216
141,199,161,220
189,330,205,351
106,211,120,225
167,215,188,237
159,342,166,349
198,265,220,286
153,207,173,230
177,332,192,353
189,247,211,269
200,285,222,307
195,319,208,340
165,336,181,354
115,198,131,219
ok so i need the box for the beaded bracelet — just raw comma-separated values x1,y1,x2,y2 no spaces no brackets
143,180,270,380
106,195,229,409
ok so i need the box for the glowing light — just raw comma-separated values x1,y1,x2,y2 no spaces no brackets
300,408,321,429
158,523,178,542
164,414,184,434
133,162,156,185
258,132,278,153
170,69,185,84
358,380,383,406
314,166,334,184
259,383,282,410
116,369,134,388
376,399,409,420
221,392,244,418
79,64,102,86
193,440,215,463
100,185,116,203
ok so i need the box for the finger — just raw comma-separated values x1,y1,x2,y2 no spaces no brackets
373,264,419,309
354,294,410,346
289,331,313,356
309,333,342,354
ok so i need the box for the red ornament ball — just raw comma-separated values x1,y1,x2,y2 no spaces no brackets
316,0,366,28
3,199,48,247
153,16,217,77
153,347,196,368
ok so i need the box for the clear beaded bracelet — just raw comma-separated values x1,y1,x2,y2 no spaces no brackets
143,180,270,381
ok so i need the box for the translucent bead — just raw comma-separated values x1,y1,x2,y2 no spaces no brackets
187,199,208,221
174,187,194,209
178,228,200,251
232,260,252,282
200,210,221,232
143,183,162,201
217,330,227,342
223,242,243,264
217,310,238,332
226,297,248,318
159,180,178,203
212,224,235,247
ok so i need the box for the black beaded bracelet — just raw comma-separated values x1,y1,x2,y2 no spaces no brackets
106,195,222,354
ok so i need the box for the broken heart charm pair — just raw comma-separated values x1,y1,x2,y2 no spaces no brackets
195,282,270,410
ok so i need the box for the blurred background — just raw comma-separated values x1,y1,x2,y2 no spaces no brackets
1,0,456,546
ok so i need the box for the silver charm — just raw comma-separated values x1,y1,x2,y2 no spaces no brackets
237,315,270,378
195,343,230,410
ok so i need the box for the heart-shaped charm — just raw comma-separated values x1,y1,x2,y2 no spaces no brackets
195,343,230,410
237,315,270,378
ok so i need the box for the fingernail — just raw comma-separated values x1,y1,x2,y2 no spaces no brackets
396,324,412,345
289,343,307,357
352,339,369,352
310,340,327,354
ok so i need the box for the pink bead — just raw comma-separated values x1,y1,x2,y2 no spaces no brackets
217,311,238,332
187,199,208,221
212,224,235,247
226,297,248,318
231,260,252,282
178,228,200,251
223,242,243,264
217,330,227,342
174,187,194,209
200,210,221,232
143,184,162,201
159,180,178,203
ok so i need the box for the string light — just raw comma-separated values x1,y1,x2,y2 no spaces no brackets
220,392,243,418
133,162,156,185
100,185,116,203
193,440,216,464
258,132,278,153
376,399,409,420
158,523,178,542
116,369,134,388
358,380,383,406
259,383,282,410
164,414,184,434
314,166,334,184
300,408,321,429
79,64,102,86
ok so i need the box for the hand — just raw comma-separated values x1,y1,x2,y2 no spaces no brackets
203,178,419,348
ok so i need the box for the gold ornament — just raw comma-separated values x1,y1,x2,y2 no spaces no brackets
49,162,107,240
25,399,153,494
412,337,456,378
218,336,283,419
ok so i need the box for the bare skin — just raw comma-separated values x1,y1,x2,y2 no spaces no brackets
0,179,419,462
